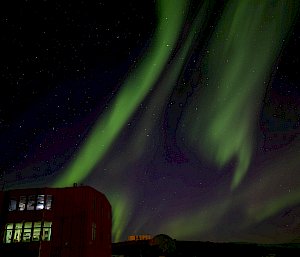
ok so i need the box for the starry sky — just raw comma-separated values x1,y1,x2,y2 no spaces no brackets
1,0,300,244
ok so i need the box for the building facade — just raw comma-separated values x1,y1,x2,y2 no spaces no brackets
0,185,111,257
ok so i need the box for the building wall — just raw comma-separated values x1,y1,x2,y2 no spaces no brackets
0,186,111,257
0,190,4,247
0,190,3,213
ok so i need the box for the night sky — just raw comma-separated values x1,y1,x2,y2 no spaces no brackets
1,0,300,244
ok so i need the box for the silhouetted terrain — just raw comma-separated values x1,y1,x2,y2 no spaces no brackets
112,240,300,257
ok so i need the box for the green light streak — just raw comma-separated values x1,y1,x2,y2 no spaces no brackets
53,0,189,242
99,1,214,240
162,200,229,239
53,0,188,187
244,140,300,224
248,188,300,223
50,0,300,242
109,193,133,242
127,0,214,164
185,0,298,190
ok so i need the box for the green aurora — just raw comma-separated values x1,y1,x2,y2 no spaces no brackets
183,0,298,190
53,0,189,241
52,0,299,241
54,0,188,187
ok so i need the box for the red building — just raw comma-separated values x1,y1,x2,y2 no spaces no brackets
0,185,112,257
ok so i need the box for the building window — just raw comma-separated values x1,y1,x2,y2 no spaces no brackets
3,221,52,243
22,222,32,242
36,195,45,210
42,221,52,241
45,195,52,210
8,194,52,211
92,223,96,241
13,223,22,242
18,196,26,211
32,222,42,241
3,224,13,243
27,195,36,210
8,198,17,211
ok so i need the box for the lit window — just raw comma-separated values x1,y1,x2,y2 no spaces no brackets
18,196,26,211
4,224,13,243
36,195,45,210
42,221,52,241
45,195,52,210
92,223,96,240
3,221,52,243
22,222,32,242
13,223,22,243
32,222,42,241
8,198,17,211
27,195,36,210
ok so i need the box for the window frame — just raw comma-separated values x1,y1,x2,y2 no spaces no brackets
45,195,52,210
92,222,96,241
8,194,52,211
32,221,42,241
8,198,17,212
18,196,26,211
3,224,13,243
27,195,36,211
3,221,52,243
36,195,45,210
